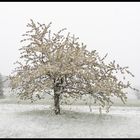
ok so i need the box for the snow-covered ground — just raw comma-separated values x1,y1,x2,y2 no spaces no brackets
0,98,140,138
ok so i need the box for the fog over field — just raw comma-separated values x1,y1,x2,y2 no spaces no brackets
0,2,140,138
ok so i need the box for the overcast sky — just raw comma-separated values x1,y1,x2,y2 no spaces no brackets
0,2,140,86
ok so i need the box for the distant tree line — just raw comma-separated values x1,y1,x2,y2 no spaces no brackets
135,90,140,100
0,73,4,98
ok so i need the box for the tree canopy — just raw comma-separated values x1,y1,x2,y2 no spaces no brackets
10,19,137,114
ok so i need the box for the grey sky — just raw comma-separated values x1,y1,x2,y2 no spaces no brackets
0,2,140,86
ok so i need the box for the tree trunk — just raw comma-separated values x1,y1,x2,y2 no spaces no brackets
53,78,63,115
54,93,60,115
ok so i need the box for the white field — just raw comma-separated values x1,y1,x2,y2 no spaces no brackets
0,97,140,138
